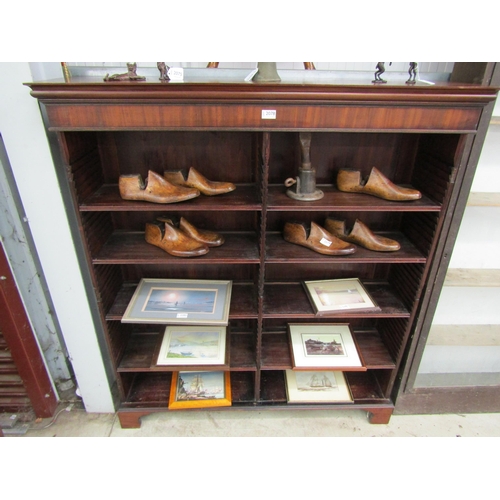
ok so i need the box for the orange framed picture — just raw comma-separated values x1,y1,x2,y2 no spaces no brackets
168,371,232,410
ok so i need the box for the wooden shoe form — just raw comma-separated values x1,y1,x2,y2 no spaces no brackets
324,218,401,252
119,170,200,204
337,167,422,201
156,216,225,247
283,221,356,255
163,167,236,196
144,220,209,257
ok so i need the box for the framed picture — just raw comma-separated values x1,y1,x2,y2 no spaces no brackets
168,371,232,409
121,279,232,325
303,278,379,315
288,323,365,371
156,325,227,366
285,370,353,404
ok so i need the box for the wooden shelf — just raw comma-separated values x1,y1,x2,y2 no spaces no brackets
266,232,427,263
93,231,260,264
260,329,395,371
117,331,256,373
259,370,389,404
122,371,256,408
107,281,258,320
81,184,261,211
262,282,410,319
267,185,441,212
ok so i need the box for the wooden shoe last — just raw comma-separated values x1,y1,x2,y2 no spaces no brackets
119,170,200,204
337,167,422,201
324,218,400,252
157,216,225,247
164,167,236,196
144,219,209,257
283,221,356,255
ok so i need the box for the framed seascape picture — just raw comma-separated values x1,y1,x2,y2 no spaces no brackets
285,370,353,404
168,371,232,409
303,278,379,315
156,325,227,366
121,279,232,325
288,323,365,371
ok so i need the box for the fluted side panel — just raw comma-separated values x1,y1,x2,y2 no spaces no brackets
389,263,425,311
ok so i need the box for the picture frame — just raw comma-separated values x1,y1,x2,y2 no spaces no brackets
303,278,379,315
285,370,353,404
288,323,365,371
121,278,232,325
168,371,232,409
156,325,227,367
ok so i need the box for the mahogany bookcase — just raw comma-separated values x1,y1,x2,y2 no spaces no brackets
28,71,498,427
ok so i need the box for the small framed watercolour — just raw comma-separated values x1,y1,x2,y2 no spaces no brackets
288,323,365,371
122,279,232,325
169,371,232,409
156,325,227,367
285,370,353,404
303,278,379,315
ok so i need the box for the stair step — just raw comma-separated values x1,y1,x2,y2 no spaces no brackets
467,192,500,207
427,324,500,346
444,268,500,287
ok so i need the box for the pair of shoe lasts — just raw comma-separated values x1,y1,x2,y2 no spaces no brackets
145,216,224,257
283,218,400,255
337,167,421,201
119,168,236,204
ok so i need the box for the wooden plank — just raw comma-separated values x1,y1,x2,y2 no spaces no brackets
93,231,260,264
43,102,483,132
262,282,410,318
0,244,57,418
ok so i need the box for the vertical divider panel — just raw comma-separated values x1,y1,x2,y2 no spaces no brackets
255,132,271,401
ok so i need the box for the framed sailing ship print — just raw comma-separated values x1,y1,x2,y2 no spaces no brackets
303,278,379,315
288,323,365,371
168,371,232,409
156,325,227,367
121,278,232,325
285,370,353,403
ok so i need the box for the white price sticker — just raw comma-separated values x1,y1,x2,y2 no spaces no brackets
320,238,332,247
167,67,184,81
176,313,188,318
262,110,277,119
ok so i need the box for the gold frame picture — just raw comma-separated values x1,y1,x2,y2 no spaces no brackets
168,371,232,409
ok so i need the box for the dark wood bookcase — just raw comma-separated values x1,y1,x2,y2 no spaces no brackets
28,72,498,427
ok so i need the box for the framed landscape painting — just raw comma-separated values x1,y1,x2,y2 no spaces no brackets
168,371,232,409
303,278,379,315
156,325,227,366
285,370,353,403
121,278,232,325
288,323,365,371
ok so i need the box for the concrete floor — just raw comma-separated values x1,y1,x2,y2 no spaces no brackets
6,404,500,437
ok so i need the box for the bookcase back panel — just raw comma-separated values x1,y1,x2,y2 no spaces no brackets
97,131,258,184
268,132,421,185
120,263,260,283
